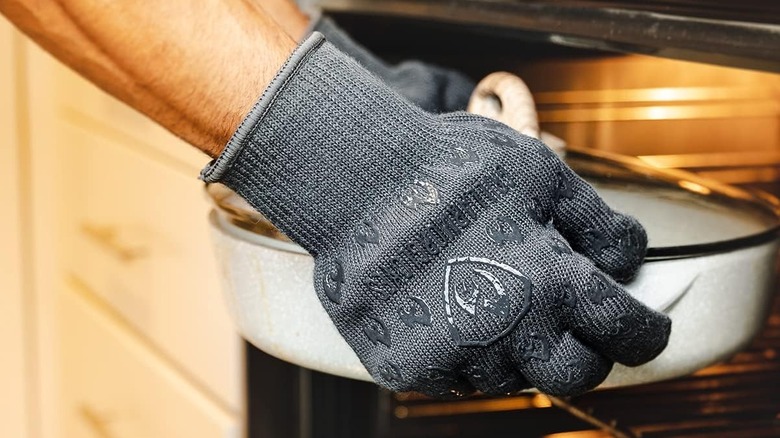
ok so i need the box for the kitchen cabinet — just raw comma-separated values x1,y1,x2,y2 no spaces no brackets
56,119,243,413
0,17,32,438
59,282,240,438
1,18,246,438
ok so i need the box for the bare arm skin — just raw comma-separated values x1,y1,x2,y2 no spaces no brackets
255,0,310,40
0,0,297,157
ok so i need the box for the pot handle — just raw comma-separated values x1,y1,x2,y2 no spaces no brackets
467,72,567,153
467,71,541,139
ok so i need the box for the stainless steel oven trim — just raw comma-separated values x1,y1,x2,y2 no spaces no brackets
316,0,780,72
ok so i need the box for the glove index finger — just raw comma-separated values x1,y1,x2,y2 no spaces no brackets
551,165,648,282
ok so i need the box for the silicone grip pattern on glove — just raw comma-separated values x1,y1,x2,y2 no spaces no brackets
202,33,671,398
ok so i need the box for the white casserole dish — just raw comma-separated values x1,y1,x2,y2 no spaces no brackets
205,148,780,388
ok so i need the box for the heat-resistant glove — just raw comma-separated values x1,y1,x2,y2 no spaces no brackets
201,33,671,398
310,14,475,113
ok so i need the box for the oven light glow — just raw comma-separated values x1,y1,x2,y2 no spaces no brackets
678,180,712,195
644,106,675,120
395,394,552,418
648,87,684,102
532,394,552,408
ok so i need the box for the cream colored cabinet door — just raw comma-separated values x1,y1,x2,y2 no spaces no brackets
0,18,31,438
54,108,243,411
59,282,242,438
21,34,247,437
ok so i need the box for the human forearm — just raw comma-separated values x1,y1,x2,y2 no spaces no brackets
0,0,296,156
252,0,309,40
0,0,201,145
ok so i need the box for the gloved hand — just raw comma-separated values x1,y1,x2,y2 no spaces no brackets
309,14,475,113
202,33,671,398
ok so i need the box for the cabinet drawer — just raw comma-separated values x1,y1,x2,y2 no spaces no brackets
53,66,208,172
59,283,241,438
57,121,242,411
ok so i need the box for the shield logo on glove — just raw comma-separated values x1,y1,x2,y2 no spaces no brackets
443,257,533,347
400,179,440,210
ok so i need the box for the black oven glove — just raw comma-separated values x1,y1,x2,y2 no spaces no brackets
201,33,671,398
310,14,475,114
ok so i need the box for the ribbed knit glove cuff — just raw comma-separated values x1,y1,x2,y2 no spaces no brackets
201,33,444,254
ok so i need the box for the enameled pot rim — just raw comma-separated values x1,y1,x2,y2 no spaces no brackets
207,147,780,262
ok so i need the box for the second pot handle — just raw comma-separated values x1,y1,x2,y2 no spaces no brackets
467,71,540,139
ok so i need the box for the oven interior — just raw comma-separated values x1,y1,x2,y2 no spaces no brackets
246,11,780,438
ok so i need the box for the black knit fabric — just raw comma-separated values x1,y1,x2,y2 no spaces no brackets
202,33,671,398
313,16,475,113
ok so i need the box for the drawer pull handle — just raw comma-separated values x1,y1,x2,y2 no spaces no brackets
79,404,114,438
79,403,147,438
81,224,148,262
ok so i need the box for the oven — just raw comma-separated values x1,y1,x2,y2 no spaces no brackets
245,2,780,436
